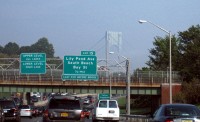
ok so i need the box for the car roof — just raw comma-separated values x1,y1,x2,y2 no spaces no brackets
0,99,13,102
19,105,30,107
50,95,78,100
161,103,196,107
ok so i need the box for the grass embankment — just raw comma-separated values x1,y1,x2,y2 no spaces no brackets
117,96,151,115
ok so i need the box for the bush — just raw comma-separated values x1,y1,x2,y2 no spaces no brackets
173,92,186,103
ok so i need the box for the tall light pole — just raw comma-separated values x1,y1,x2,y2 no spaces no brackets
138,20,172,104
108,52,113,99
126,58,131,116
109,52,131,115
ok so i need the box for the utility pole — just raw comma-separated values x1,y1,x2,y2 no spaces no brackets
126,58,130,116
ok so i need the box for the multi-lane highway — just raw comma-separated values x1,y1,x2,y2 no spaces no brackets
20,116,131,122
19,94,134,122
21,116,93,122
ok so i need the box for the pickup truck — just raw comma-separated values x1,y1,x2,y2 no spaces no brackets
92,99,120,122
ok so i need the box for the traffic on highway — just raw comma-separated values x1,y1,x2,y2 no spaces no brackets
0,92,126,122
2,92,200,122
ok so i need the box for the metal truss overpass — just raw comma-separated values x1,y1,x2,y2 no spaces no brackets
0,58,182,104
0,68,181,94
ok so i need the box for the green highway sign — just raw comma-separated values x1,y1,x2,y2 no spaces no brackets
62,55,98,80
20,53,46,74
63,55,97,75
98,93,110,100
81,51,96,56
62,74,98,80
20,53,46,62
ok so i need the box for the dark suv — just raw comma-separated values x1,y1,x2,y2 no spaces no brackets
43,95,84,122
0,99,21,122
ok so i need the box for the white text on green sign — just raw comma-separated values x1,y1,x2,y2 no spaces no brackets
62,74,98,80
81,51,96,56
20,53,46,74
98,93,110,100
63,55,97,75
21,53,46,62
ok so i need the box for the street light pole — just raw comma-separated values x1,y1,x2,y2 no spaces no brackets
126,58,131,115
109,71,112,99
109,52,131,115
138,20,172,104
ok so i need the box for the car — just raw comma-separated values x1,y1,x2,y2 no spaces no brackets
87,95,95,103
83,99,90,105
18,105,33,118
0,105,5,122
12,97,22,106
0,99,21,122
43,95,84,122
82,105,94,119
150,104,200,122
31,92,41,98
75,96,81,101
61,92,68,96
92,99,120,122
37,106,45,116
31,95,38,102
31,106,40,117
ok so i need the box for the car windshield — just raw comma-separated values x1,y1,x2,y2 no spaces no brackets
165,105,200,116
19,105,30,109
49,99,80,109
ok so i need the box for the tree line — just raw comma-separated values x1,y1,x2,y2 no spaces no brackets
0,37,55,58
145,24,200,82
137,24,200,104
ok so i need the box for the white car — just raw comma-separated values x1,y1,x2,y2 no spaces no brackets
19,105,33,118
31,92,41,98
61,92,68,96
92,99,120,121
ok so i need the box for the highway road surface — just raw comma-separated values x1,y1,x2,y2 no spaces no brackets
20,116,132,122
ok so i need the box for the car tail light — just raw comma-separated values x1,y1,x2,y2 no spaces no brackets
80,111,85,118
12,108,18,113
43,109,48,117
165,119,173,122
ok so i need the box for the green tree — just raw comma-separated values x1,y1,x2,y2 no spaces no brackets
0,45,3,53
178,79,200,104
18,46,32,54
178,25,200,81
31,37,55,58
3,42,20,56
146,35,180,71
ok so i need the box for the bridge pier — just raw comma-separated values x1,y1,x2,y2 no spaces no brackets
161,83,181,104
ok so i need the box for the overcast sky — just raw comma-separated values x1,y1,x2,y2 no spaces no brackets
0,0,199,70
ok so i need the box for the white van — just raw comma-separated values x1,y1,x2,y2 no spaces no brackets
92,99,120,122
